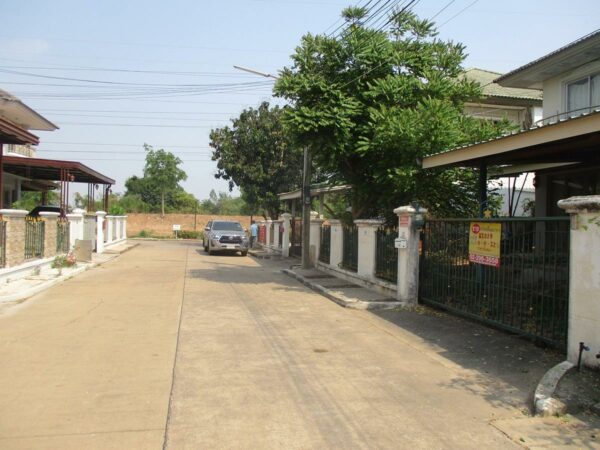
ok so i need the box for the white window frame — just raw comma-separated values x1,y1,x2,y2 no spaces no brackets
564,72,600,117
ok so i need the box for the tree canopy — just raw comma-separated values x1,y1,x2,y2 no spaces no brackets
209,102,303,219
274,8,511,219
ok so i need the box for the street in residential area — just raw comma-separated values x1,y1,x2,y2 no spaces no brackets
0,241,596,449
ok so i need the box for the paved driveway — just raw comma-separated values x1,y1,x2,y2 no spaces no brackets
0,241,522,449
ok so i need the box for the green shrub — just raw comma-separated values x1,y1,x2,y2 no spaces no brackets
138,230,150,238
177,230,203,239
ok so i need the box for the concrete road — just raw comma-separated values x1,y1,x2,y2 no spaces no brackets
0,241,522,449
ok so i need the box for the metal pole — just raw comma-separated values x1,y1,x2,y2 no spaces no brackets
302,147,311,269
479,161,488,218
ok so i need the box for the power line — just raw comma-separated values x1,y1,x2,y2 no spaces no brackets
430,0,456,20
37,149,212,154
37,109,236,115
55,122,224,128
42,141,212,148
438,0,479,28
38,113,234,122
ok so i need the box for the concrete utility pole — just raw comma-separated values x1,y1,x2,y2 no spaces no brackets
301,148,311,269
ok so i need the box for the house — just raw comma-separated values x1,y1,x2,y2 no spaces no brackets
421,29,600,368
463,67,543,129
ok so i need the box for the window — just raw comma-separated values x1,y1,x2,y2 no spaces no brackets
566,73,600,116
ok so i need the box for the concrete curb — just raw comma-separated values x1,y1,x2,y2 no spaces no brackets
281,269,401,310
0,243,139,304
533,360,574,416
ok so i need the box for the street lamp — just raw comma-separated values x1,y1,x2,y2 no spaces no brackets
233,65,312,270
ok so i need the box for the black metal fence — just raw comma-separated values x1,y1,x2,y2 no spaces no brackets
0,221,5,268
375,226,398,283
57,220,70,253
420,217,570,348
319,224,331,264
290,218,302,257
341,223,358,272
25,218,45,260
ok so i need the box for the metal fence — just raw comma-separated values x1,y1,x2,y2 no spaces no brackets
0,221,5,268
278,224,283,248
341,223,358,272
420,217,570,349
375,225,398,283
25,218,45,260
319,224,331,264
269,223,274,245
290,218,302,257
57,219,70,253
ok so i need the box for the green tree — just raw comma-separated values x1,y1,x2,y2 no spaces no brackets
199,189,247,215
12,191,59,211
209,102,303,219
142,144,187,217
274,8,510,219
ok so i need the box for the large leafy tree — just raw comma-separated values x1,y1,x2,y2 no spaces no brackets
209,102,303,219
142,144,187,216
274,8,510,219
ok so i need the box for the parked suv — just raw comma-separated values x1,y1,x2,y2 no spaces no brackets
203,220,249,256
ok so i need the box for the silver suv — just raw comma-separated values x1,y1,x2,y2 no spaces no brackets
203,220,249,256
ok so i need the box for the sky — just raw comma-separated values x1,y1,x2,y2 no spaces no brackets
0,0,599,202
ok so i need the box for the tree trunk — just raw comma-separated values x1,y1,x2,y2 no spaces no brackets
161,192,165,217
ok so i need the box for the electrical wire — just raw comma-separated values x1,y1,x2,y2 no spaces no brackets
438,0,479,28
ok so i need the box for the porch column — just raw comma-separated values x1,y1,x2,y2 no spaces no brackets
0,209,28,268
40,211,60,259
354,219,383,280
66,211,84,250
558,195,600,369
329,219,343,268
281,213,291,257
309,212,325,267
96,211,106,254
106,215,114,244
394,205,427,306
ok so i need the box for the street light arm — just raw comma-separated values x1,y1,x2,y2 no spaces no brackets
233,65,279,79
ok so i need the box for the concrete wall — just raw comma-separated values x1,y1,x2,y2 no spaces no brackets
542,60,600,120
126,214,252,237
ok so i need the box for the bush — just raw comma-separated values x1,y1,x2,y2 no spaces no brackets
108,204,126,215
177,230,203,239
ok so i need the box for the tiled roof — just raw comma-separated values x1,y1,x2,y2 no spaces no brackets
464,68,543,101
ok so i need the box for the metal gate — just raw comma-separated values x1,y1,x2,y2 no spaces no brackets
420,217,570,348
290,218,302,257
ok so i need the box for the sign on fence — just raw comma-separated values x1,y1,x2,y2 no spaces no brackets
468,222,501,267
172,224,181,231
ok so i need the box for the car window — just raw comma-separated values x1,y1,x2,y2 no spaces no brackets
212,221,243,231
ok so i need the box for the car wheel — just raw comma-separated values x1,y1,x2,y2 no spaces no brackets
208,242,214,255
241,251,248,257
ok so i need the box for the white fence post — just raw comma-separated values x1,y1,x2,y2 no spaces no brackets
329,219,343,268
558,195,600,368
122,215,127,239
273,219,281,249
106,215,114,244
354,219,383,280
394,205,427,306
96,211,106,254
281,213,291,257
309,212,325,266
66,210,84,249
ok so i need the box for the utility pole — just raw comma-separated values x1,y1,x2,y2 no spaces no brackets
302,147,311,269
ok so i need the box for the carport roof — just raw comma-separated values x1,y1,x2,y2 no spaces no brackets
2,155,115,185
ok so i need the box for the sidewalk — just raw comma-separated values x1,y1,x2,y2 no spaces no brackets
0,241,138,310
281,263,600,448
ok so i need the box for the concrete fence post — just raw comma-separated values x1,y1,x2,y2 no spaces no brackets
281,213,291,257
40,211,60,259
122,216,128,239
394,205,427,306
354,219,383,280
329,219,343,268
66,211,84,250
558,195,600,369
309,213,325,267
273,220,282,249
266,219,272,248
0,209,28,268
106,216,114,244
96,211,106,254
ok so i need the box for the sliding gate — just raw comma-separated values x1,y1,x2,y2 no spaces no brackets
420,217,570,348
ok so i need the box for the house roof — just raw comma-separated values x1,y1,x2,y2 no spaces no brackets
422,108,600,169
0,89,58,131
495,29,600,89
464,68,543,102
2,155,115,185
0,117,40,145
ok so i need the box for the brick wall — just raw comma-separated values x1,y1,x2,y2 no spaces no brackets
5,216,25,267
126,214,253,237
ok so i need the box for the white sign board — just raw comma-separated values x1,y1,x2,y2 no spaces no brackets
172,224,181,231
394,238,408,249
